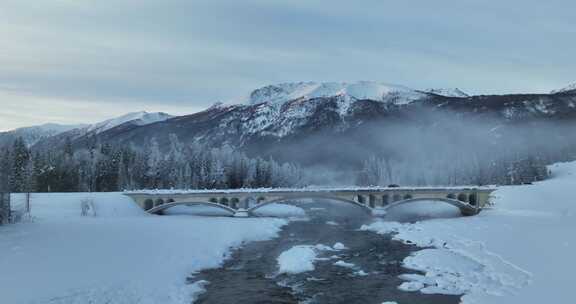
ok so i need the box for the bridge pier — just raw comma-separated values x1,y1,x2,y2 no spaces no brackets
460,202,481,216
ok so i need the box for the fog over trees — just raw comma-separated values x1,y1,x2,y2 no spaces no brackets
4,106,576,192
351,113,561,187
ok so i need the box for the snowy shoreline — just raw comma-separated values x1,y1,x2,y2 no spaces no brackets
2,162,575,303
363,161,576,304
0,193,293,304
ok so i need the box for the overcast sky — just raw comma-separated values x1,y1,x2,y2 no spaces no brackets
1,0,575,131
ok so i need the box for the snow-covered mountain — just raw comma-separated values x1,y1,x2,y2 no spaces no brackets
17,81,576,167
4,111,174,150
551,83,576,94
0,123,87,147
69,83,576,159
423,88,469,97
244,81,426,106
85,111,172,134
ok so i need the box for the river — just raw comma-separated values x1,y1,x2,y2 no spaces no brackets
190,201,460,304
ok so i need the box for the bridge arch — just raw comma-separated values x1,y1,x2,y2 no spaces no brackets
146,201,237,216
247,194,373,215
382,194,390,205
230,197,240,209
220,197,229,206
155,199,165,207
381,197,478,216
468,193,478,206
144,199,154,210
368,194,377,208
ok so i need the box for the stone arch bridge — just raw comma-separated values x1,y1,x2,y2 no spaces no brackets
124,187,494,217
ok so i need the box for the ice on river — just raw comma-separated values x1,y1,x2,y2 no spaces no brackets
277,245,318,274
333,260,356,269
277,242,346,274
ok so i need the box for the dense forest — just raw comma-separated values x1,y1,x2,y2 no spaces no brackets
0,136,305,193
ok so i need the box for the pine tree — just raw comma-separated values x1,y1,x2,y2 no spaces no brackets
10,137,31,192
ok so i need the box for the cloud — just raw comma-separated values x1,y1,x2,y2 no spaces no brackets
0,0,574,130
0,89,202,131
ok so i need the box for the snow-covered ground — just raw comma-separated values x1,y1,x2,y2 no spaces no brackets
3,161,575,304
363,161,576,304
0,193,289,304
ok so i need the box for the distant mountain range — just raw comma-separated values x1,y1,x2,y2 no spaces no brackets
550,82,576,94
3,81,576,169
0,123,87,147
0,111,172,147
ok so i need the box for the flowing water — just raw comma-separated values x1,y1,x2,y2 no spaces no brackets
190,202,460,304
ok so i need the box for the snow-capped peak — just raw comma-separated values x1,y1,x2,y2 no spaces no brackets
423,88,469,97
86,111,173,134
244,81,426,106
2,123,88,146
551,83,576,94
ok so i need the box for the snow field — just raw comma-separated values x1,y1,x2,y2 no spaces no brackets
0,192,288,304
363,161,576,304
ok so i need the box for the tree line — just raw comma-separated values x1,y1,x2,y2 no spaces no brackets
0,125,571,193
355,153,551,187
0,135,306,193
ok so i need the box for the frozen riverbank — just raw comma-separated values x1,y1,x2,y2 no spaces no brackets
0,193,287,304
364,161,576,304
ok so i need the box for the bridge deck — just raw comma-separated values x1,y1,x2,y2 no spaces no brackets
125,186,495,196
125,186,496,217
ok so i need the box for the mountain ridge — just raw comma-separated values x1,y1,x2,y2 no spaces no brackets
0,111,173,148
5,82,576,167
551,83,576,94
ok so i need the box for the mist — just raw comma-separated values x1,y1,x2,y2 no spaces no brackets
264,105,575,186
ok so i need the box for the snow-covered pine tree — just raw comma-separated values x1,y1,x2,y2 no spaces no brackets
10,137,31,192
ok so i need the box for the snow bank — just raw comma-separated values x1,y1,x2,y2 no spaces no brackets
379,200,462,222
252,203,307,218
333,260,356,269
277,245,318,274
0,192,287,304
332,242,348,250
363,161,576,304
162,204,233,217
10,192,146,219
277,242,341,274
